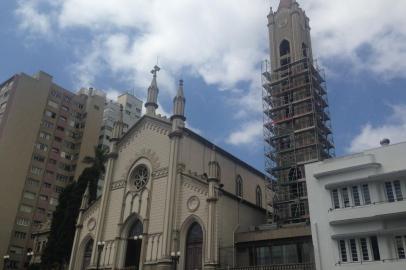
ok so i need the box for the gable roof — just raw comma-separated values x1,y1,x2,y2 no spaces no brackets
183,127,266,179
116,115,266,180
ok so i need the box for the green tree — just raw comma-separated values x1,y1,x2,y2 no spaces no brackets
41,146,108,269
82,146,109,202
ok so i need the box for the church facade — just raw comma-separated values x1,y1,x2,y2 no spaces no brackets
68,66,267,270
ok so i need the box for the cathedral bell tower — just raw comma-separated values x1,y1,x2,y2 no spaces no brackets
263,0,334,225
267,0,313,72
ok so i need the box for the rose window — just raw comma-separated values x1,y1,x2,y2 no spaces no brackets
130,165,149,190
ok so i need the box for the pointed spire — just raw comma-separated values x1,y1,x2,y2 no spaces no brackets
171,79,186,122
177,79,184,98
80,182,90,210
145,65,160,115
278,0,295,10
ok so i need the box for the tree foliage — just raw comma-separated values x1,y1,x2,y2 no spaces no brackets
41,146,108,269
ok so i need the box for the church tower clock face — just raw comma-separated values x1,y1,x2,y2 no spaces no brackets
130,165,149,191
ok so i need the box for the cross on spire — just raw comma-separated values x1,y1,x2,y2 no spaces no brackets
151,65,160,77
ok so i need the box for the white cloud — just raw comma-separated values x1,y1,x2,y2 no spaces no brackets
347,104,406,153
299,0,406,79
104,89,121,102
226,120,263,145
15,0,52,35
14,0,406,151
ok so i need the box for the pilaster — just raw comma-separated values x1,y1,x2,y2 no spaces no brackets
90,143,118,265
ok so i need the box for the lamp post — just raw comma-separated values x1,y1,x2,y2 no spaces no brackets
3,255,10,270
26,251,34,269
170,251,180,270
96,241,105,270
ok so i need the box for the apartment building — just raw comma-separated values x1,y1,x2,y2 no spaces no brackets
306,141,406,270
0,71,105,270
98,93,142,149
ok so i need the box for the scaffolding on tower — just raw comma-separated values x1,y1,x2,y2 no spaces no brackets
262,54,335,226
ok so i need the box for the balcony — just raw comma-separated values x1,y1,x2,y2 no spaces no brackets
328,199,406,225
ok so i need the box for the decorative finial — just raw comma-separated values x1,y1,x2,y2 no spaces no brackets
151,65,160,77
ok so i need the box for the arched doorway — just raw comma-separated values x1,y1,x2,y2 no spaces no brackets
185,222,203,270
124,219,143,269
82,239,93,270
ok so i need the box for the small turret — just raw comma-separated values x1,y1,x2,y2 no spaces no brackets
80,182,90,210
145,65,160,115
171,80,186,130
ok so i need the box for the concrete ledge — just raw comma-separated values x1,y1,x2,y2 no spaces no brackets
235,225,311,243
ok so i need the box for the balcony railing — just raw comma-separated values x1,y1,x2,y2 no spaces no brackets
217,263,315,270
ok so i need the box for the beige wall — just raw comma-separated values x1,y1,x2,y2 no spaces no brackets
0,72,52,265
74,91,105,179
70,115,267,270
179,132,267,208
268,4,313,71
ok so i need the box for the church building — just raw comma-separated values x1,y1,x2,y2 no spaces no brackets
68,66,268,270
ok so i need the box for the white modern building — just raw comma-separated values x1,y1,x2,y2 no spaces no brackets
305,141,406,270
99,93,143,149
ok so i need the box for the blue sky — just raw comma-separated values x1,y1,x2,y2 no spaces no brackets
1,0,406,172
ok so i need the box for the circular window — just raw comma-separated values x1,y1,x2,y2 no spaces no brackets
130,165,149,191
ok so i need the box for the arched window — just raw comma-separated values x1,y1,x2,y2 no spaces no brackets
280,40,291,57
128,219,143,238
130,164,149,191
124,219,143,267
81,239,93,270
236,176,243,197
256,186,262,207
185,223,203,270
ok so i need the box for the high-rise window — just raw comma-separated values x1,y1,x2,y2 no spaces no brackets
349,239,358,262
35,142,48,152
352,186,361,206
16,218,30,226
341,188,350,208
44,110,56,118
339,240,347,262
33,154,45,162
370,236,380,261
39,131,51,140
338,237,380,263
395,236,406,259
360,238,369,261
30,166,43,176
331,189,340,209
394,180,403,201
20,205,33,213
385,181,403,202
14,231,26,239
48,100,59,109
385,182,395,202
27,178,39,187
23,191,36,200
361,184,371,204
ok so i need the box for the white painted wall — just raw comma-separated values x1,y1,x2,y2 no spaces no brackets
306,142,406,270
